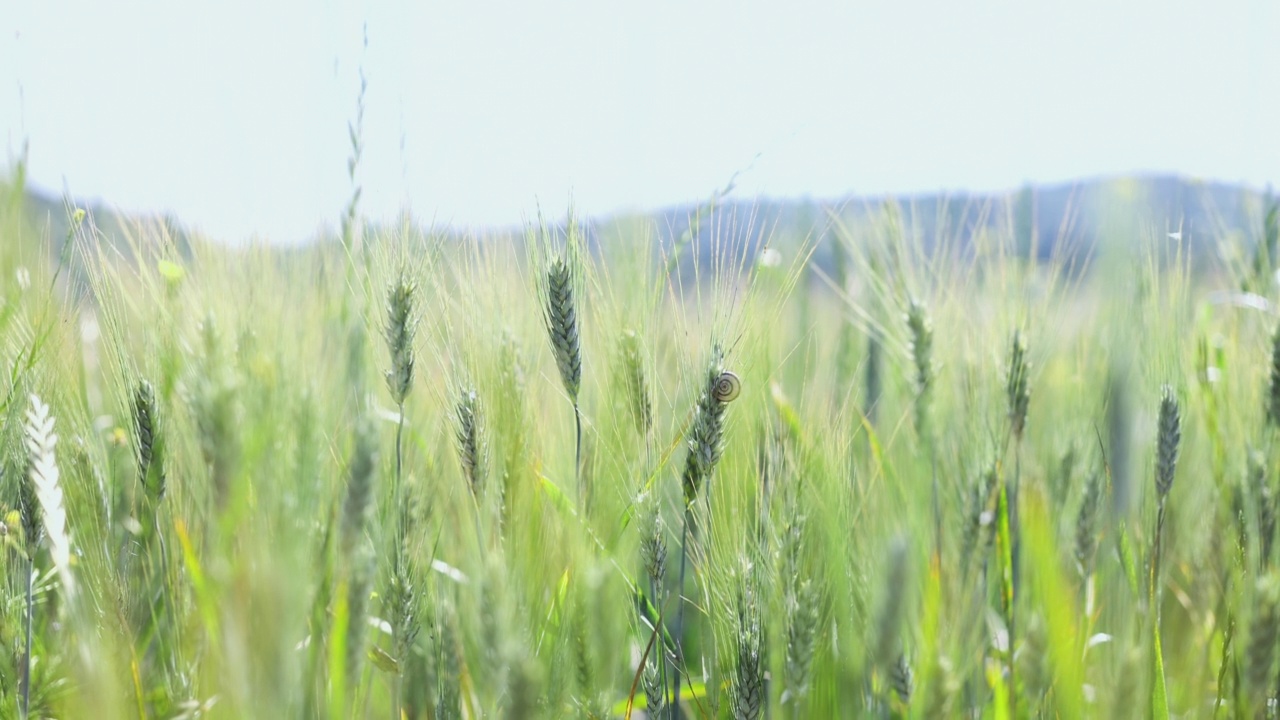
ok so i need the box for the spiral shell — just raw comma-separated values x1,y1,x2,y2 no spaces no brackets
713,371,741,403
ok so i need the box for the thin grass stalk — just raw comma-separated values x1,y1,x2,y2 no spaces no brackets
906,301,941,573
383,273,416,720
1150,387,1181,613
22,555,32,720
671,347,738,716
671,510,692,719
540,231,585,507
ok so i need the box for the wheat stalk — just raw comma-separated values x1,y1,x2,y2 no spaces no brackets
1267,323,1280,427
133,379,164,502
383,273,417,407
339,416,379,702
619,329,653,435
1249,451,1277,569
680,346,737,508
1006,330,1030,442
454,386,487,498
729,561,766,720
864,330,883,427
672,346,740,713
544,253,582,404
905,299,933,438
1150,386,1181,610
1247,574,1279,711
1074,472,1102,577
638,498,668,714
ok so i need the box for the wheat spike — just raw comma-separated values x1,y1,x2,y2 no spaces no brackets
1074,472,1102,576
890,653,914,705
133,379,165,501
1250,451,1278,567
1155,385,1181,498
681,345,735,506
1006,330,1031,440
784,578,820,703
864,330,883,426
730,562,766,720
341,417,379,560
874,537,909,669
383,273,417,405
544,254,582,402
906,299,933,437
1247,574,1279,707
454,386,487,497
1267,323,1280,427
619,330,653,434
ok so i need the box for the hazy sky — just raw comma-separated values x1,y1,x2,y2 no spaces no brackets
2,1,1277,243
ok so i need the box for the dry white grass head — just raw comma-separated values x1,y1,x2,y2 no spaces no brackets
25,394,74,599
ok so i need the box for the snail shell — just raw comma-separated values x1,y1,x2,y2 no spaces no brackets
713,371,741,403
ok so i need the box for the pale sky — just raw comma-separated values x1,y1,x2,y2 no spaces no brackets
2,1,1277,243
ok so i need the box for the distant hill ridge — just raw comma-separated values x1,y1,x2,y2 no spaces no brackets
12,174,1275,270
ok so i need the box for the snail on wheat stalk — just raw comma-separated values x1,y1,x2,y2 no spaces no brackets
713,371,742,403
681,367,741,507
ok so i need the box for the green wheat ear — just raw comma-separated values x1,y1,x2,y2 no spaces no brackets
864,330,883,425
1267,323,1280,427
874,537,910,671
680,345,737,507
1247,573,1280,707
1155,386,1181,499
544,253,582,402
619,329,653,434
1249,450,1277,567
454,386,487,497
340,416,379,560
133,379,164,502
383,273,417,405
890,653,914,706
906,299,933,437
1006,330,1030,440
1074,472,1102,576
729,559,766,720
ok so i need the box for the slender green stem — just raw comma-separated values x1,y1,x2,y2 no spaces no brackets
392,401,405,720
22,556,32,719
1150,498,1168,616
394,403,404,498
1010,443,1021,629
574,402,584,512
1213,610,1233,719
929,438,941,575
671,507,691,720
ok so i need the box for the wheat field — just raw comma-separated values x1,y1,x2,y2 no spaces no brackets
1,173,1279,719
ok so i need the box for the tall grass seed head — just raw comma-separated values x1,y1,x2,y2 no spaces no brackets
24,395,72,594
